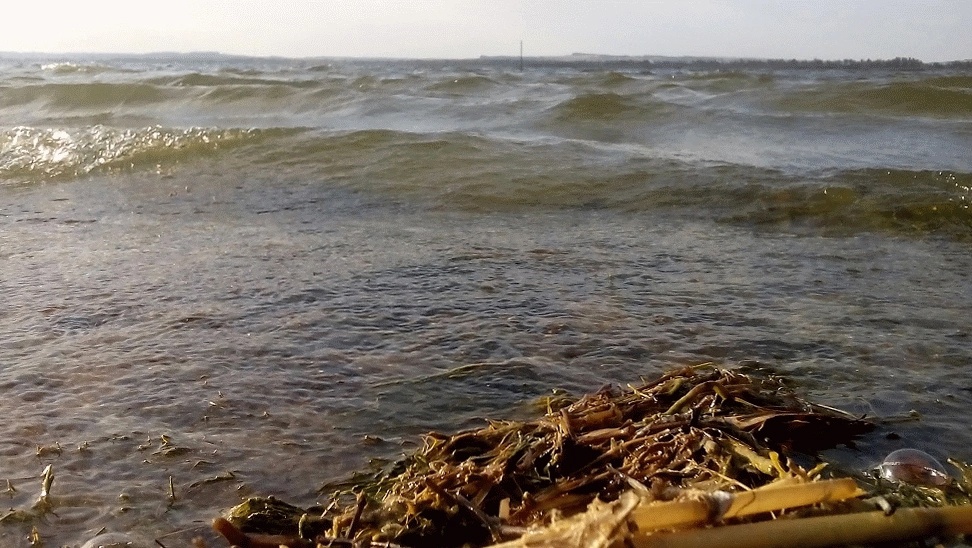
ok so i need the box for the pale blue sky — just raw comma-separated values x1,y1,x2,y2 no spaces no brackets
3,0,969,61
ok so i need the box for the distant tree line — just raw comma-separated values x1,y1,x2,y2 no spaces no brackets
474,55,972,72
661,56,968,71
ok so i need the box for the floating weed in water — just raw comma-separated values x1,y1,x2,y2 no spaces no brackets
0,464,59,532
188,471,237,490
32,465,54,513
35,442,62,458
168,476,176,508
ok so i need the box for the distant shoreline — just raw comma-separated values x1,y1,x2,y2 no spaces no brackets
0,50,970,69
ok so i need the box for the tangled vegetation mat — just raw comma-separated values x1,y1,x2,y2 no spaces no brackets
209,364,972,548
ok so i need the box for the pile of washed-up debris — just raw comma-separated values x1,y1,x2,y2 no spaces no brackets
210,364,972,548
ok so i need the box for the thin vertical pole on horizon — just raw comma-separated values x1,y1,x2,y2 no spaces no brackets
519,40,524,71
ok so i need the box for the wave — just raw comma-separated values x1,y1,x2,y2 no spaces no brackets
777,77,972,117
675,70,776,93
349,74,429,94
723,169,972,238
3,121,969,239
602,71,640,86
425,74,500,94
0,82,169,110
554,71,643,88
0,125,290,183
922,75,972,88
0,74,428,117
550,92,667,122
5,64,969,135
321,135,971,241
150,72,322,88
39,61,135,75
307,133,971,238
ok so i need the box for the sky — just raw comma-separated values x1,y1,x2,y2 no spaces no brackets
2,0,970,62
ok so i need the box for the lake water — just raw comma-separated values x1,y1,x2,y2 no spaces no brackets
1,53,971,546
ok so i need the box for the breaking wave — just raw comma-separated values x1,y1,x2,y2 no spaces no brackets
0,125,287,182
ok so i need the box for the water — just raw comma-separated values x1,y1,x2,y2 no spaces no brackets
1,53,971,546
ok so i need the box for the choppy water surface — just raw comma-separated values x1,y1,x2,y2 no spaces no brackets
1,54,971,546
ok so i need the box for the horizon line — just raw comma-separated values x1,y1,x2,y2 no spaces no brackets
1,50,969,65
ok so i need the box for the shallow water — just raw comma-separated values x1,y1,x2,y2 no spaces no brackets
1,54,971,546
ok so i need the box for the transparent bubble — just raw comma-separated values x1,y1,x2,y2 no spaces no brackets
878,448,950,486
